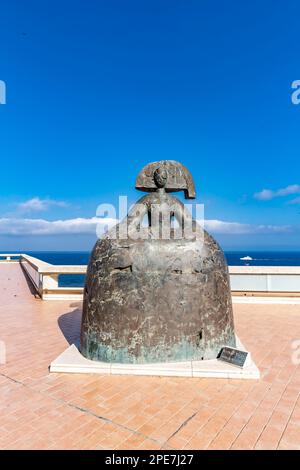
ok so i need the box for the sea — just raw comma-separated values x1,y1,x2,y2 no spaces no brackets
20,251,300,288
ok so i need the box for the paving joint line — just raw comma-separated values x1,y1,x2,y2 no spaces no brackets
276,391,300,449
164,412,197,445
250,368,299,449
0,371,175,450
183,381,260,449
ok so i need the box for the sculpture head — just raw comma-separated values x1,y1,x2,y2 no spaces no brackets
153,166,168,188
135,160,196,199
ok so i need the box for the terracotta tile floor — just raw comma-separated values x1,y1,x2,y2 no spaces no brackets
0,262,300,450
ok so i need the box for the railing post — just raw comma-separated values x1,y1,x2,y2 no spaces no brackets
42,274,59,299
266,274,271,293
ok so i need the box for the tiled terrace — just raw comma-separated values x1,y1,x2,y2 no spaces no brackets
0,262,300,450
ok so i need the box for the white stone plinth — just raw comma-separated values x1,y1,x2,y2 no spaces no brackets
50,336,260,380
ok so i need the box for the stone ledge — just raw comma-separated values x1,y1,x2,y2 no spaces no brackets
232,296,300,304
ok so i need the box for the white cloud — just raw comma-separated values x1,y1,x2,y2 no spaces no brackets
0,216,292,236
17,197,69,213
254,185,300,201
288,196,300,205
205,219,251,234
205,219,291,234
0,217,117,236
253,189,274,201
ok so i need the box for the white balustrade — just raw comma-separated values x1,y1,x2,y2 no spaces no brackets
1,254,300,300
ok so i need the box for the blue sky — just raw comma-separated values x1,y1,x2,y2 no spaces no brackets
1,0,300,251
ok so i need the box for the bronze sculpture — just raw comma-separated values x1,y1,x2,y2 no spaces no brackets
80,160,236,364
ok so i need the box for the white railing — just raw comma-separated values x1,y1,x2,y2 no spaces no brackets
0,253,21,262
17,254,86,300
1,253,300,300
229,266,300,296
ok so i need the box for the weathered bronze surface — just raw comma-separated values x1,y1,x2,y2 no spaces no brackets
80,160,236,364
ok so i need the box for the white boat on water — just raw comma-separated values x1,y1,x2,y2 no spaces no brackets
240,256,253,261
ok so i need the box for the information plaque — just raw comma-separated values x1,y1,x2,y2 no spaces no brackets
218,346,250,368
